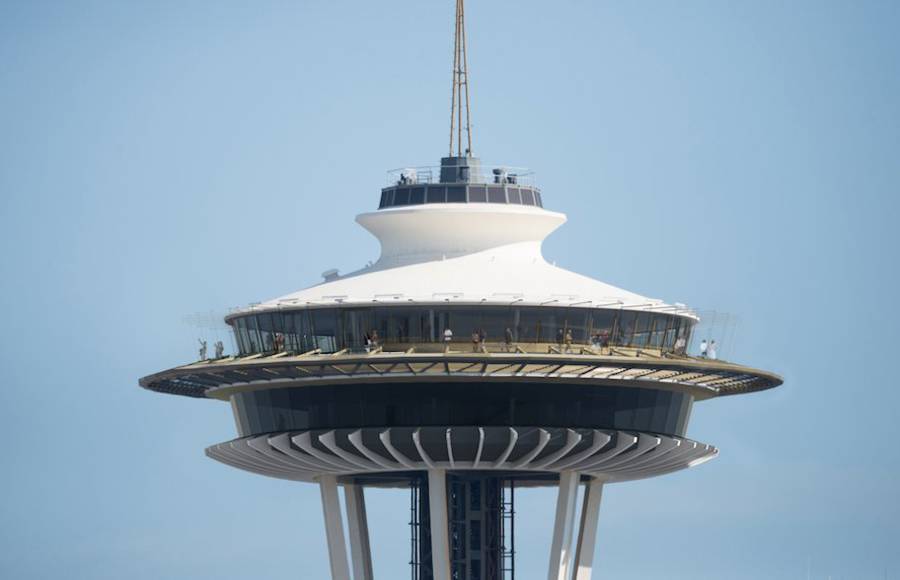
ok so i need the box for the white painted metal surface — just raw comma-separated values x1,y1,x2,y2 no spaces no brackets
344,484,373,580
206,428,717,483
230,204,693,317
428,469,452,580
319,475,351,580
573,478,604,580
548,471,579,580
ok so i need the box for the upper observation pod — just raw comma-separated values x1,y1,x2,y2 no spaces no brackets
252,155,679,314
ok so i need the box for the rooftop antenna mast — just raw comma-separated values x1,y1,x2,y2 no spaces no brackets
449,0,473,158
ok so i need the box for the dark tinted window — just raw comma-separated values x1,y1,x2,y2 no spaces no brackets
427,186,446,203
410,187,425,204
534,191,543,207
469,186,487,202
232,382,693,437
447,186,467,203
393,188,410,206
508,188,522,204
521,190,535,206
487,186,506,203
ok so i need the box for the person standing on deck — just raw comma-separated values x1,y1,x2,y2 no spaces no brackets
443,327,453,353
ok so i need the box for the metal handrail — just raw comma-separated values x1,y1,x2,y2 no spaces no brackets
386,165,537,187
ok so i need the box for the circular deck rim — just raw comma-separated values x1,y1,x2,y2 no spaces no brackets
139,351,782,400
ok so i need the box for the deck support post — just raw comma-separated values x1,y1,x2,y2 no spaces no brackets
428,469,452,580
572,477,604,580
548,471,579,580
319,475,351,580
345,483,374,580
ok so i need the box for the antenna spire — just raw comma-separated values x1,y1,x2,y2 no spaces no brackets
449,0,473,158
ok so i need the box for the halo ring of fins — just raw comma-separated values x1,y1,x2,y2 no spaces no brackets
206,426,716,483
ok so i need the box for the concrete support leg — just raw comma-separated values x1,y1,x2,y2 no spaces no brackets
345,484,374,580
547,471,579,580
319,475,351,580
572,478,604,580
428,469,451,580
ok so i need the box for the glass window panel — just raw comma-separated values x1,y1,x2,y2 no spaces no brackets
469,186,487,202
614,311,635,346
630,312,651,347
379,191,389,208
281,311,299,353
257,313,275,352
310,309,338,352
565,307,590,342
649,314,666,348
663,316,677,349
294,310,315,352
341,308,372,349
487,186,506,203
447,186,466,203
521,190,536,205
246,315,262,353
234,318,249,354
426,186,446,203
534,191,543,207
589,309,616,344
393,188,410,206
410,187,425,204
515,308,541,342
508,188,522,204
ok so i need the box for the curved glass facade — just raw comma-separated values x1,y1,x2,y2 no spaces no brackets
230,382,694,438
229,305,693,356
379,184,543,209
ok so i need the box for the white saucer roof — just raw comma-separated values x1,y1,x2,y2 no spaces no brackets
235,203,697,319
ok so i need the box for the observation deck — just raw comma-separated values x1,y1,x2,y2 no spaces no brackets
379,156,543,209
140,341,781,402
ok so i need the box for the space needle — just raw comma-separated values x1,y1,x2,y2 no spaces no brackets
140,2,783,579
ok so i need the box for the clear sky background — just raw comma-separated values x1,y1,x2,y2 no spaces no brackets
1,1,898,579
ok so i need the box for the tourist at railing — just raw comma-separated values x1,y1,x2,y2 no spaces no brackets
214,340,224,359
708,340,718,360
674,335,686,356
700,339,708,358
198,339,207,361
503,327,514,352
443,327,453,353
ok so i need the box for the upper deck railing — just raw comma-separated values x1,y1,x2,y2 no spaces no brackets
386,165,537,188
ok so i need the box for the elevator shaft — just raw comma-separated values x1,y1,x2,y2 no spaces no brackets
412,474,515,580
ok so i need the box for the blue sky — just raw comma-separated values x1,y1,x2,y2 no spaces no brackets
1,1,898,578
